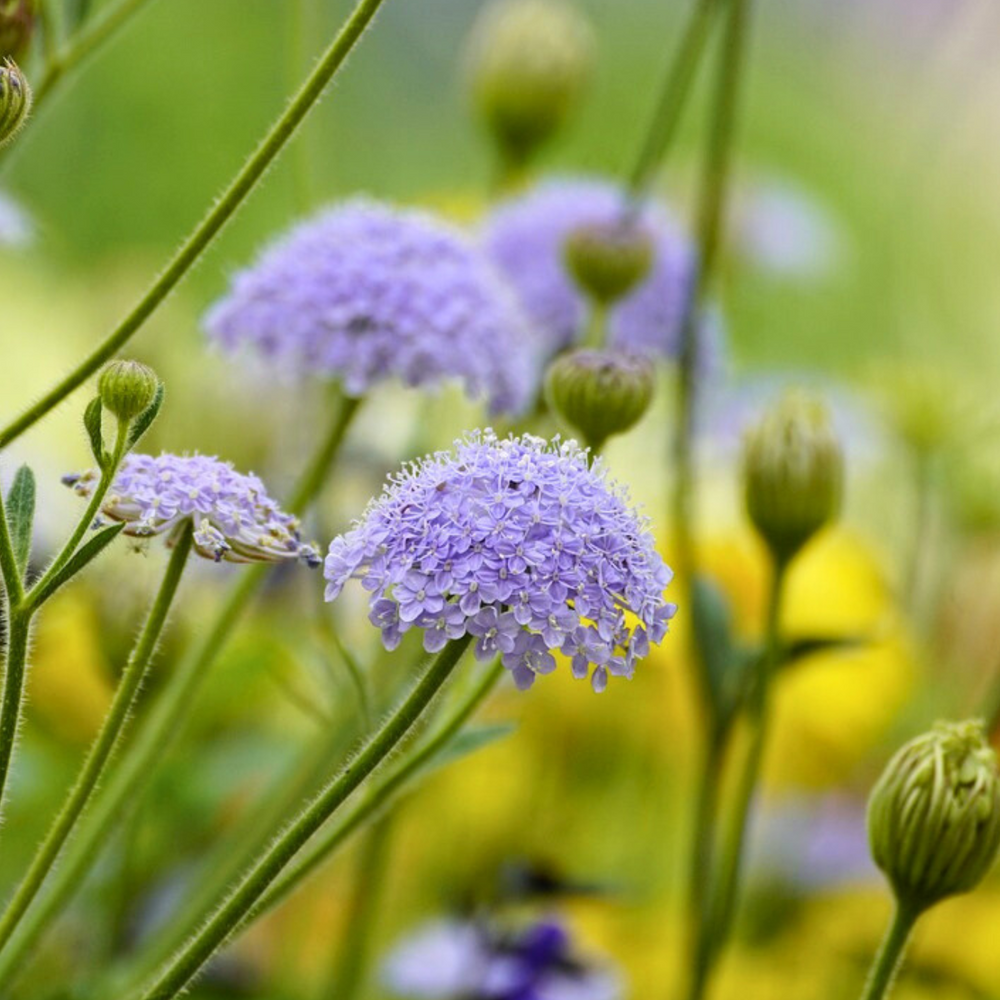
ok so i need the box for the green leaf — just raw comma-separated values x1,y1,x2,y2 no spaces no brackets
127,383,165,450
427,722,516,775
31,523,124,608
778,635,869,669
83,396,104,467
5,465,35,576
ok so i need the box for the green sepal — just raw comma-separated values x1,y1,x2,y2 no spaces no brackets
126,382,165,451
83,396,104,467
5,464,35,576
30,523,124,608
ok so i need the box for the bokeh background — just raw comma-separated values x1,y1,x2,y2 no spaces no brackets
3,0,1000,998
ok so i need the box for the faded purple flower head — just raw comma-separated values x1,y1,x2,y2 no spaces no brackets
66,453,320,566
324,431,675,691
482,177,696,362
382,917,622,1000
204,198,537,415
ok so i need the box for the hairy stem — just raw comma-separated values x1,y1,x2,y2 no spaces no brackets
0,0,388,448
859,904,918,1000
0,521,193,951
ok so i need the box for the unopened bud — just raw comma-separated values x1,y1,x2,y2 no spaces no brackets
464,0,593,169
98,360,160,423
868,720,1000,913
743,393,842,563
546,349,655,451
0,58,30,147
564,221,655,307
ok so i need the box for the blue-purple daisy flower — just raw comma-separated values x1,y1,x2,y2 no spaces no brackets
481,177,696,361
204,199,537,415
324,431,675,691
66,453,320,566
382,917,622,1000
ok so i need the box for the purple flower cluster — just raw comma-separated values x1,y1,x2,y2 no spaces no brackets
204,199,537,415
324,431,674,692
66,453,320,566
482,177,695,361
382,917,621,1000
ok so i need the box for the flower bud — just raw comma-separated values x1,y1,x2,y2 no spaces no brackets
743,393,842,563
868,720,1000,912
0,1,35,62
564,221,655,306
0,58,30,148
464,0,594,169
98,360,160,423
546,349,655,451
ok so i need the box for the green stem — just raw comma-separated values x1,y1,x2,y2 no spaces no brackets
581,302,607,350
0,609,29,820
131,636,473,1000
698,555,786,988
858,904,918,1000
0,395,361,985
0,0,389,448
626,0,722,198
322,816,395,1000
248,658,505,927
0,521,193,951
25,420,129,611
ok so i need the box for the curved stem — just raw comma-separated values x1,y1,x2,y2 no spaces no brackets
0,0,389,448
132,636,472,1000
859,904,918,1000
248,658,505,927
0,521,193,951
626,0,722,199
0,396,362,985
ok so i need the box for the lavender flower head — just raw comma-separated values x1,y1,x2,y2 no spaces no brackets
204,199,537,415
382,917,622,1000
324,431,675,692
482,177,695,361
66,453,320,566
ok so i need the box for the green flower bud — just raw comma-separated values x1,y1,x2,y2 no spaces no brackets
464,0,594,169
868,720,1000,913
0,57,30,148
743,393,842,563
546,349,655,451
564,221,655,307
98,360,160,423
0,1,35,62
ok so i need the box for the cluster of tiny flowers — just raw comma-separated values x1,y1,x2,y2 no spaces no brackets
382,917,621,1000
481,177,695,361
66,454,321,566
204,199,538,416
324,431,674,692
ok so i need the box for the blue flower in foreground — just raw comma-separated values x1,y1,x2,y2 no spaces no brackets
482,177,695,361
324,431,675,691
204,199,537,415
382,917,622,1000
66,453,320,566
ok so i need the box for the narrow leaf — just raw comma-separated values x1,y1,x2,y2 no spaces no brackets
31,523,124,607
83,397,104,467
779,635,869,669
427,722,516,775
127,383,165,450
5,465,35,575
690,575,751,725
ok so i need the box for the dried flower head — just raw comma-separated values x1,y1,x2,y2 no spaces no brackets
66,453,320,566
325,431,675,692
482,177,696,362
205,199,538,415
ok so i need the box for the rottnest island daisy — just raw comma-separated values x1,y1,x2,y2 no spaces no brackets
204,199,538,416
65,453,321,566
324,431,675,691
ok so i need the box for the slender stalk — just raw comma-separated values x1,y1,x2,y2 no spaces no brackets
25,420,129,610
625,0,721,199
248,659,505,926
321,816,395,1000
697,555,786,991
131,636,473,1000
0,396,362,985
0,610,29,820
581,303,607,350
858,904,918,1000
0,521,193,950
0,0,389,448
